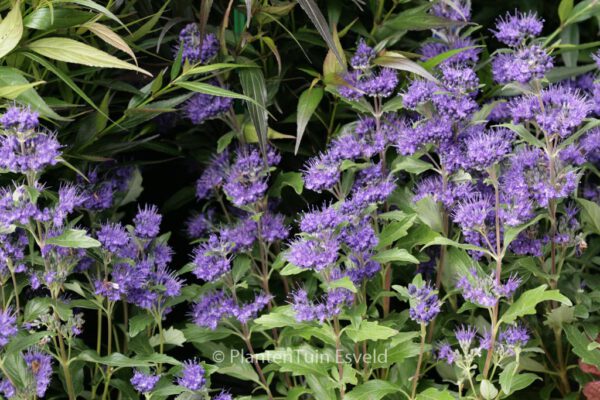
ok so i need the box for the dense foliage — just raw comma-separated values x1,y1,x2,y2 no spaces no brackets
1,0,600,399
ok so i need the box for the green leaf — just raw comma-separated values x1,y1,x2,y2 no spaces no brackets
377,217,415,249
560,24,579,68
269,172,304,197
175,80,261,109
254,346,334,377
559,0,574,22
55,0,127,31
45,229,101,248
376,4,462,38
421,45,481,70
500,285,572,324
503,214,545,250
346,381,401,400
280,263,306,276
372,248,419,264
498,123,543,147
422,236,493,258
544,305,576,330
182,63,254,76
0,81,44,99
374,53,438,82
415,388,456,400
0,2,23,59
328,276,357,293
392,155,433,174
28,38,150,76
344,321,398,343
77,350,181,367
149,327,186,347
128,313,154,338
296,86,324,154
0,67,66,120
239,68,269,158
576,198,600,235
565,325,600,367
499,362,540,395
254,306,300,329
23,298,51,321
23,51,110,119
297,0,345,68
480,380,498,400
24,8,92,30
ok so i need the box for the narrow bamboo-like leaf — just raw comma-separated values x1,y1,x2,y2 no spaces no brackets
0,81,44,99
239,68,269,158
129,0,170,41
28,37,151,76
421,46,481,70
182,63,254,76
295,86,323,154
175,81,263,109
0,2,23,59
55,0,128,31
24,8,91,30
0,66,66,120
297,0,345,68
261,36,282,75
86,22,137,65
244,0,253,27
23,52,106,119
374,53,438,82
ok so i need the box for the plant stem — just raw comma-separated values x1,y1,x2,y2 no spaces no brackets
241,324,273,400
333,316,346,399
411,323,427,399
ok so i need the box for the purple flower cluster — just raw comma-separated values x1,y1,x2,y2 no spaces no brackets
176,24,219,64
94,207,182,312
0,307,17,347
338,41,398,100
184,88,233,125
0,106,39,130
79,165,134,211
457,269,521,307
223,146,280,206
24,349,53,398
407,282,441,325
177,359,206,391
291,287,353,323
190,290,271,330
0,107,61,173
493,11,544,47
131,370,160,393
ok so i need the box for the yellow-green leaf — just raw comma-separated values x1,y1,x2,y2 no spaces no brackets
0,2,23,59
28,37,151,76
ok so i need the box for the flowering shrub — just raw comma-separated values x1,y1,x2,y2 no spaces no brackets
1,0,600,399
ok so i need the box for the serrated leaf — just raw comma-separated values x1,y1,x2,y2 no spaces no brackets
346,380,401,400
28,38,150,76
269,172,304,197
149,327,186,347
500,285,572,324
577,198,600,235
46,229,101,248
415,388,455,400
77,350,180,367
344,321,398,343
254,306,300,329
372,248,419,264
565,325,600,367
